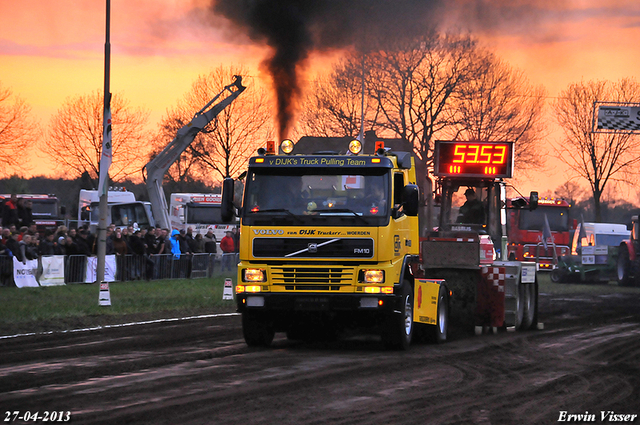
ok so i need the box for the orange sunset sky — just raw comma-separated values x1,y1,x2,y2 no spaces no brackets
1,0,640,197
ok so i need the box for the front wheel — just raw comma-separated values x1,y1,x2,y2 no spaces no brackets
550,268,567,283
382,281,413,350
242,311,275,347
429,285,449,343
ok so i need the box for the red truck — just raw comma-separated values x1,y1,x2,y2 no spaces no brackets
506,196,573,270
1,193,65,235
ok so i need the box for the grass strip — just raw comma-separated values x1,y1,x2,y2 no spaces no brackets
0,274,238,336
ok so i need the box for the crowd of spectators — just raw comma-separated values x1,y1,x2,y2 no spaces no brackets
1,223,223,262
2,193,239,285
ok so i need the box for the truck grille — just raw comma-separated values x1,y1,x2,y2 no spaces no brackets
270,266,355,291
253,238,373,259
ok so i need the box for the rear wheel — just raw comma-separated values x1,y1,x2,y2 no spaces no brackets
515,282,525,330
242,311,275,347
382,281,413,350
521,282,538,330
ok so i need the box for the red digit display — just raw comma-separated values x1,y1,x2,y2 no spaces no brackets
435,141,513,178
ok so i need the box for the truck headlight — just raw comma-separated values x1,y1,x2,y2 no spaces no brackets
363,270,384,283
242,268,266,282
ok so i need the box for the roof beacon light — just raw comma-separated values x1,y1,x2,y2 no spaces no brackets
266,140,276,155
349,139,362,155
280,139,294,154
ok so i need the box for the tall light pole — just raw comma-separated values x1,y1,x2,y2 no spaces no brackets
96,0,112,287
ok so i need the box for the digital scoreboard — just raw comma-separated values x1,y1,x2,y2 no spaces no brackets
434,140,514,178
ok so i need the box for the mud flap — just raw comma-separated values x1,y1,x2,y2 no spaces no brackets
476,266,505,328
413,279,443,325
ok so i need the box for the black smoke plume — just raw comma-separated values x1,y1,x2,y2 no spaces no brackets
209,0,565,139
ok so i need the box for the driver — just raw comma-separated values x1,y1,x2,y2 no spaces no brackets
457,188,485,224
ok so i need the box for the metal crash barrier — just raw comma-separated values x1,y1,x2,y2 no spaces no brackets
0,253,226,286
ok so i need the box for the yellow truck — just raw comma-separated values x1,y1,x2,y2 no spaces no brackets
221,136,539,349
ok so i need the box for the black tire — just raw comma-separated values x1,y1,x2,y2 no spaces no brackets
382,281,414,350
617,245,634,287
521,282,538,330
429,285,448,343
550,269,566,283
242,311,275,347
515,281,525,330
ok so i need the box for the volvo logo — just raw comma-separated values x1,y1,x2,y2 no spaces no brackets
253,229,284,235
308,243,318,253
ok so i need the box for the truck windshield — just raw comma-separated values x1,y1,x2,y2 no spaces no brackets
29,199,59,217
519,206,570,232
185,204,224,224
243,169,390,226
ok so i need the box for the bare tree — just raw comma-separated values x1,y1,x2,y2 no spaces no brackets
299,57,378,138
151,66,272,183
448,50,547,174
553,78,640,222
554,181,586,204
43,91,149,185
0,83,37,173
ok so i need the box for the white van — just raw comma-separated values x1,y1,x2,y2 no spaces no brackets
571,222,630,257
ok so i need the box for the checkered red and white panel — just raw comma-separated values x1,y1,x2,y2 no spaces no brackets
482,266,506,293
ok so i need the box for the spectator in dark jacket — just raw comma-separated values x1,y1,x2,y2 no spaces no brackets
178,229,192,255
2,194,19,228
203,229,217,254
55,236,66,255
129,231,146,256
64,236,78,255
75,229,92,256
5,232,20,259
38,231,57,256
17,198,33,227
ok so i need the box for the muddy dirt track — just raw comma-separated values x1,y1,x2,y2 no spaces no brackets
1,288,639,425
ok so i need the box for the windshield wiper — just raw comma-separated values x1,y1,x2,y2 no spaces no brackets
249,208,303,223
312,208,368,224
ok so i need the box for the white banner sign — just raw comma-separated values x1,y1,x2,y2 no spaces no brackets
85,255,117,283
13,257,39,288
40,255,66,286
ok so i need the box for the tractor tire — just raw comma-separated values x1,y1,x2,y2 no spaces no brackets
242,311,275,347
617,245,633,287
382,280,414,350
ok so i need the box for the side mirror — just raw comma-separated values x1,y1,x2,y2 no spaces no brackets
60,205,67,216
403,184,419,217
529,191,538,211
221,178,235,222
